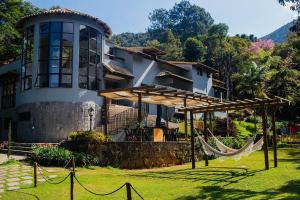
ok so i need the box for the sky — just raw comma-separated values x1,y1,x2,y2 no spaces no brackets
27,0,298,37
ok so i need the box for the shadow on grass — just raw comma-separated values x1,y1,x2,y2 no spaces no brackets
6,190,40,200
128,167,264,187
175,179,300,200
278,148,300,170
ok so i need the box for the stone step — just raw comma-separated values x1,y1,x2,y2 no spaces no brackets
10,142,58,147
7,146,32,151
0,148,31,156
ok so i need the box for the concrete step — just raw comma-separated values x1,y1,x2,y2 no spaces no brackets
0,148,31,156
8,146,32,151
10,142,58,147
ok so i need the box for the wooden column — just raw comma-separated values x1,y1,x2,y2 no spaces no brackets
209,112,213,133
138,93,142,124
103,97,108,136
203,112,209,166
184,98,188,141
190,111,195,169
272,108,278,168
262,106,269,170
165,107,169,128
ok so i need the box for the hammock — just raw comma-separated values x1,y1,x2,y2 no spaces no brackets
194,129,263,159
207,129,262,154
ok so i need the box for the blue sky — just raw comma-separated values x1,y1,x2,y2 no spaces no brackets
27,0,297,37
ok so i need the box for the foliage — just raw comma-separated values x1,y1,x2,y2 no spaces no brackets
236,34,258,42
148,0,214,42
0,0,39,63
232,61,268,99
233,120,259,140
68,130,109,152
111,32,150,47
183,37,206,62
30,146,98,167
250,40,274,53
147,30,183,60
207,136,243,149
278,0,300,12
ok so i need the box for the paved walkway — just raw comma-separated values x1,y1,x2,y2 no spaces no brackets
0,159,59,198
0,154,26,164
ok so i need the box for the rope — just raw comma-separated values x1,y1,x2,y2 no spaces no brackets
36,163,70,184
130,184,145,200
74,175,126,196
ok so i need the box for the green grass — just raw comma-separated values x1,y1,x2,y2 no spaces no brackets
2,147,300,200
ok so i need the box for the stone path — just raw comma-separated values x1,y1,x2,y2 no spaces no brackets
0,163,59,196
0,154,26,164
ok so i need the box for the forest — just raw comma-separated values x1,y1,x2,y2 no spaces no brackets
1,0,300,120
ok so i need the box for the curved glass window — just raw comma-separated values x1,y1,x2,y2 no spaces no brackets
21,25,34,90
79,25,101,90
38,22,73,88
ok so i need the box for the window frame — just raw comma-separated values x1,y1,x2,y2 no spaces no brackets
79,25,102,91
38,21,74,88
1,79,16,109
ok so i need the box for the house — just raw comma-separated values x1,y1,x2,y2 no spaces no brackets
0,9,225,142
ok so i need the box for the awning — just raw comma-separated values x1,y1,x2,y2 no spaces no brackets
156,71,193,83
103,62,134,78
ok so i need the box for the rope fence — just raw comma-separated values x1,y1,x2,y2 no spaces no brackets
32,160,145,200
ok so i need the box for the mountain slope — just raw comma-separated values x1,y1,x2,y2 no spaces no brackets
261,22,293,43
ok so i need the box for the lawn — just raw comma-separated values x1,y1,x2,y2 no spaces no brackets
1,147,300,200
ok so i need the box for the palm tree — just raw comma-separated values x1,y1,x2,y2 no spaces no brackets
232,61,267,99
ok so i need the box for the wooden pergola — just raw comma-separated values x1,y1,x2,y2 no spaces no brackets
98,85,290,170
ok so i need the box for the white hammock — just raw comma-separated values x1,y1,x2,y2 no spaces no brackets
207,129,263,154
194,129,263,160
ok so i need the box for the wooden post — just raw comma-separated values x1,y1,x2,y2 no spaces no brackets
203,112,209,166
138,93,142,124
7,120,12,159
34,162,37,188
126,183,132,200
272,108,278,168
184,98,188,141
209,112,213,133
262,106,269,170
165,107,169,129
70,171,74,200
103,97,108,136
72,157,75,175
190,111,195,169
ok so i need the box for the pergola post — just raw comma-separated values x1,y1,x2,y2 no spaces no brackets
209,112,213,133
203,112,209,166
184,98,188,141
103,96,108,136
272,108,278,168
190,111,195,169
138,93,142,124
262,105,269,170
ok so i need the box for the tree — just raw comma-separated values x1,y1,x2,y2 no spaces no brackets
183,37,206,62
232,61,268,99
278,0,300,12
0,0,39,63
111,32,150,47
208,23,229,37
148,0,214,42
146,30,183,61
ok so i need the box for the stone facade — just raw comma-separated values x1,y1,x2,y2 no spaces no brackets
90,142,203,169
13,102,101,142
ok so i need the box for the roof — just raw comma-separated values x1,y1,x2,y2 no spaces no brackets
16,8,112,38
212,78,226,91
156,71,193,83
98,85,290,112
103,62,134,78
168,61,219,73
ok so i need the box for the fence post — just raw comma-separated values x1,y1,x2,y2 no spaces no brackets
126,183,132,200
70,171,74,200
34,162,37,188
72,157,75,175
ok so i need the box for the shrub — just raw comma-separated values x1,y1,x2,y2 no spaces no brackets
30,146,98,167
68,130,109,152
207,137,243,149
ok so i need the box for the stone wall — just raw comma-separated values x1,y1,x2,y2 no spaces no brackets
14,101,102,142
90,142,203,169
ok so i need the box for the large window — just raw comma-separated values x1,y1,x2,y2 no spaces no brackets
79,25,101,90
38,22,73,88
1,79,16,109
21,25,34,90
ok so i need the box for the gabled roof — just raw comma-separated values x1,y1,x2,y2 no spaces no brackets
103,62,134,78
16,8,112,38
169,61,218,73
156,70,193,83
